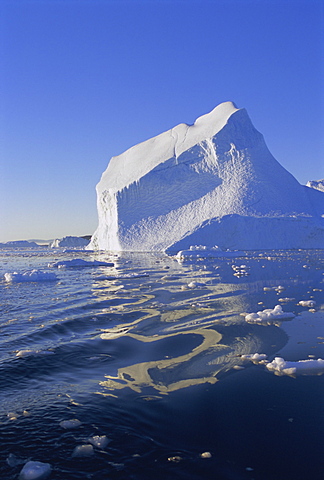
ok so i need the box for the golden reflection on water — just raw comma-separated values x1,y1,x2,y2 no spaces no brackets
99,326,223,393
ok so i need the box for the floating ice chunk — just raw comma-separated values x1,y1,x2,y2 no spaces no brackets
4,270,57,283
200,451,212,458
7,453,25,467
266,357,324,376
298,300,316,308
187,281,206,288
245,305,295,324
176,245,245,260
16,350,54,357
88,435,110,449
241,353,268,364
19,460,52,480
59,419,82,429
48,259,114,268
72,444,94,457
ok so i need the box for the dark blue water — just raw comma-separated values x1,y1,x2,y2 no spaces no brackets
0,248,323,479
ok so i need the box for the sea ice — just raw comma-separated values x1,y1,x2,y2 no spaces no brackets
241,353,268,364
4,270,57,283
88,435,110,449
48,259,113,268
72,444,94,457
16,350,54,357
245,305,295,324
176,245,245,260
298,300,316,308
89,101,324,252
59,419,82,429
19,460,52,480
266,357,324,376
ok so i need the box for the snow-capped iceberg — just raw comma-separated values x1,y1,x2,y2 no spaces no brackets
89,101,324,252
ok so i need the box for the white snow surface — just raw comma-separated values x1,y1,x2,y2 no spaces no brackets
245,305,295,324
50,236,89,248
4,270,58,283
266,357,324,376
89,101,324,251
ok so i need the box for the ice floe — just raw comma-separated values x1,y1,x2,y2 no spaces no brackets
266,357,324,376
16,349,54,357
88,435,110,449
297,300,316,308
48,258,113,268
241,353,268,364
245,305,295,325
59,418,82,429
72,444,94,457
4,270,58,283
176,245,245,260
19,460,52,480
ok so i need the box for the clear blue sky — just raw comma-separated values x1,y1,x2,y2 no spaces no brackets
1,0,323,242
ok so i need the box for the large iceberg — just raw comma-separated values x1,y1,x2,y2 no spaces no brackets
89,102,324,252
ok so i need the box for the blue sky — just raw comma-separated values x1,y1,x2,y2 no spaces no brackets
1,0,323,242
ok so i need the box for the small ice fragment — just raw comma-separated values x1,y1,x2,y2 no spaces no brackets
16,350,54,357
59,419,82,429
7,411,18,420
246,466,254,471
7,453,24,467
298,300,316,308
168,456,182,463
88,435,110,449
19,460,52,480
72,444,94,457
241,353,268,364
200,451,212,458
188,281,205,288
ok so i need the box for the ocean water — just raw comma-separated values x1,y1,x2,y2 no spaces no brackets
0,248,323,480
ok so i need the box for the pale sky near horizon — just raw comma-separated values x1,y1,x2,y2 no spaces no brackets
1,0,323,242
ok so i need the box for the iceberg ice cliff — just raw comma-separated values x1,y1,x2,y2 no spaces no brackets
89,101,324,251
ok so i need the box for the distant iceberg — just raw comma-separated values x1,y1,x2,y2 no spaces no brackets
0,240,40,248
50,236,90,248
89,101,324,251
306,179,324,192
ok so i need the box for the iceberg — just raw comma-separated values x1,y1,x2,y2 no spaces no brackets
50,236,90,248
89,101,324,252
